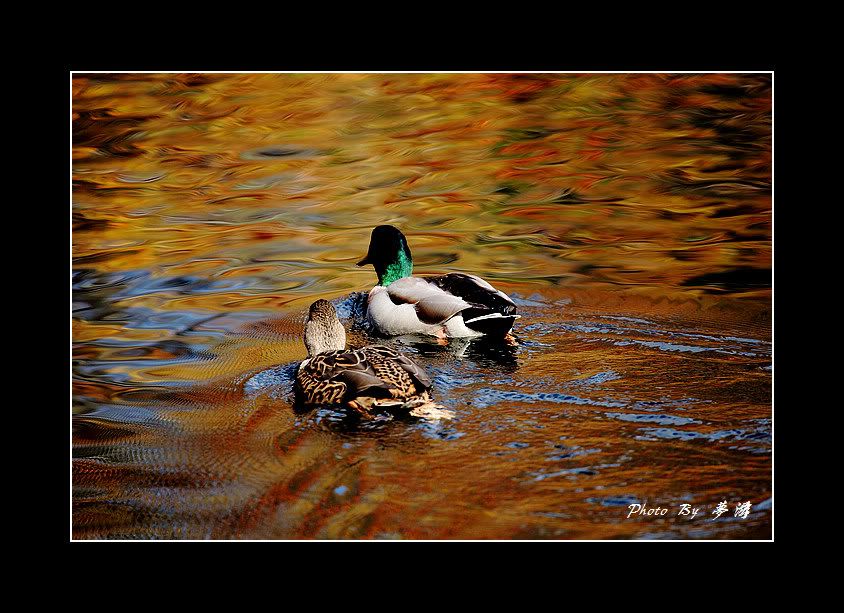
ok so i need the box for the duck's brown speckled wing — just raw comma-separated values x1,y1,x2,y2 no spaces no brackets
295,353,349,406
365,345,433,390
296,346,430,407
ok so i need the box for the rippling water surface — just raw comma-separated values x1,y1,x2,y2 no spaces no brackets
72,73,772,539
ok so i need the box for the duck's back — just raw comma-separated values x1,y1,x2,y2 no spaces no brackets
296,345,431,407
425,273,516,317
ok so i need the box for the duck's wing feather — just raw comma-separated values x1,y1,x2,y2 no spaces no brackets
365,344,433,390
425,273,517,315
304,349,397,398
385,277,472,325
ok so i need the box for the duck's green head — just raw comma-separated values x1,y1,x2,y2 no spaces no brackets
356,225,413,286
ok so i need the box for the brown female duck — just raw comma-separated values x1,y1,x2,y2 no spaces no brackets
295,299,435,417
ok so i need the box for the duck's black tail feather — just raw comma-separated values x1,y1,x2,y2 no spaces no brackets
463,313,518,337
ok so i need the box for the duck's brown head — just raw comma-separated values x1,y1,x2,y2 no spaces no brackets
304,299,346,356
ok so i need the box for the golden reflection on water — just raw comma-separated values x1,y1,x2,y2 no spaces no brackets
72,73,772,539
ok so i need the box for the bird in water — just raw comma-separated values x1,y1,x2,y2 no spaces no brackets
295,299,441,419
356,225,519,339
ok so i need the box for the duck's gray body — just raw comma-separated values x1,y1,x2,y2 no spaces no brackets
365,273,519,338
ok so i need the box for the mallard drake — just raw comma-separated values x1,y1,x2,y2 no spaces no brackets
295,299,435,417
356,225,519,338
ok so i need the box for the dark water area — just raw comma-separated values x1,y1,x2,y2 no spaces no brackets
72,73,772,539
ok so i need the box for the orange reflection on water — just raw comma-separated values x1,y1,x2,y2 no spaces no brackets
72,73,771,539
